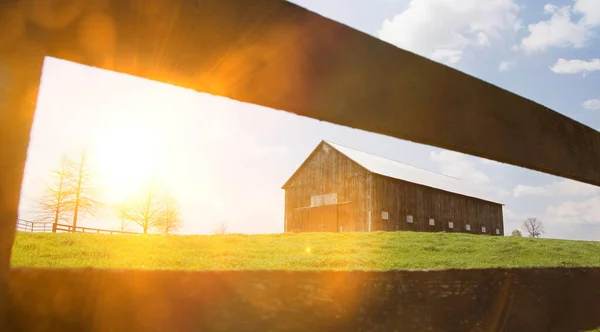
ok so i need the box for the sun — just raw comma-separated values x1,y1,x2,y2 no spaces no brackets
89,115,168,204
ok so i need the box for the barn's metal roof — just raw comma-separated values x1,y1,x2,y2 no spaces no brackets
325,141,502,205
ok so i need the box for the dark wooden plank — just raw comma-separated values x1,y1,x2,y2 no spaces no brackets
2,0,599,186
7,267,600,331
1,1,600,330
0,27,44,326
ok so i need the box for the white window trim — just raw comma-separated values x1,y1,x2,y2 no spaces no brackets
310,193,338,207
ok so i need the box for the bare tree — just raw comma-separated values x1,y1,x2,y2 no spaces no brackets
33,151,101,232
33,155,74,231
157,194,182,234
522,217,544,238
114,201,131,232
124,180,166,234
212,221,228,235
511,229,522,237
66,151,100,230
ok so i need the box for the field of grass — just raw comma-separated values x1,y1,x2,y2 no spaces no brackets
10,231,600,270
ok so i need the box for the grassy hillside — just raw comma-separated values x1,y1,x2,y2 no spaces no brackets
11,231,600,270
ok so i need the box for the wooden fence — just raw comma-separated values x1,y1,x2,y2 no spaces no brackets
3,0,600,331
16,219,141,235
15,219,52,233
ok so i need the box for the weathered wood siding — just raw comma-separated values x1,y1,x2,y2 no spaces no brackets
370,175,504,235
284,142,369,232
284,143,503,235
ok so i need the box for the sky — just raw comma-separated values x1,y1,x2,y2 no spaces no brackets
17,0,600,240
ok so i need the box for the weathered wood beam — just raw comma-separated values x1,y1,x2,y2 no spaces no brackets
7,267,600,331
0,26,44,328
2,1,600,330
3,0,599,187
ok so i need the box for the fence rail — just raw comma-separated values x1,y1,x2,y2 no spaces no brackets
16,219,141,235
15,219,52,233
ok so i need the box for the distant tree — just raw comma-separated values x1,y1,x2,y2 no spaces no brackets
522,217,544,238
32,155,74,231
114,201,131,232
212,221,228,235
511,229,522,237
33,151,101,232
66,151,100,230
157,195,182,234
125,180,166,234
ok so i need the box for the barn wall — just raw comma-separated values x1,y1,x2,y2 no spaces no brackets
370,175,504,235
284,143,370,232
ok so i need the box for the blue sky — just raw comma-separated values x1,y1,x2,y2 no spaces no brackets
18,0,600,240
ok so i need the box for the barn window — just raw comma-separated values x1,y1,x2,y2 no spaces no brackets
482,226,487,233
465,224,471,231
495,228,500,235
406,215,413,223
448,221,454,229
310,193,337,207
429,218,435,226
382,211,389,220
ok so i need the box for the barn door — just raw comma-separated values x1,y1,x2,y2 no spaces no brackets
309,205,338,232
337,203,351,232
290,209,309,232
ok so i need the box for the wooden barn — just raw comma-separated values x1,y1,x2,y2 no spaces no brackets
283,141,504,235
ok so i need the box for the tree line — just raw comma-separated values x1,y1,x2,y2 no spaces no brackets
33,151,182,234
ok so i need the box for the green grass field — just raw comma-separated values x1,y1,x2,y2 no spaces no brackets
10,231,600,270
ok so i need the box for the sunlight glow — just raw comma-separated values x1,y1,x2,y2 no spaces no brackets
88,103,176,204
20,57,290,234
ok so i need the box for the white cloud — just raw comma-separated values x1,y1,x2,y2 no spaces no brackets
546,196,600,225
515,5,591,53
477,32,491,46
377,0,520,65
480,158,503,165
513,185,548,197
503,207,519,220
515,1,600,54
513,179,600,197
500,207,525,234
431,49,464,64
573,0,600,26
430,150,490,184
550,58,600,74
583,98,600,110
430,150,510,198
498,60,516,72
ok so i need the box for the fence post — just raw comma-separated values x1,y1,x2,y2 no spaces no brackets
52,222,57,233
0,51,44,330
